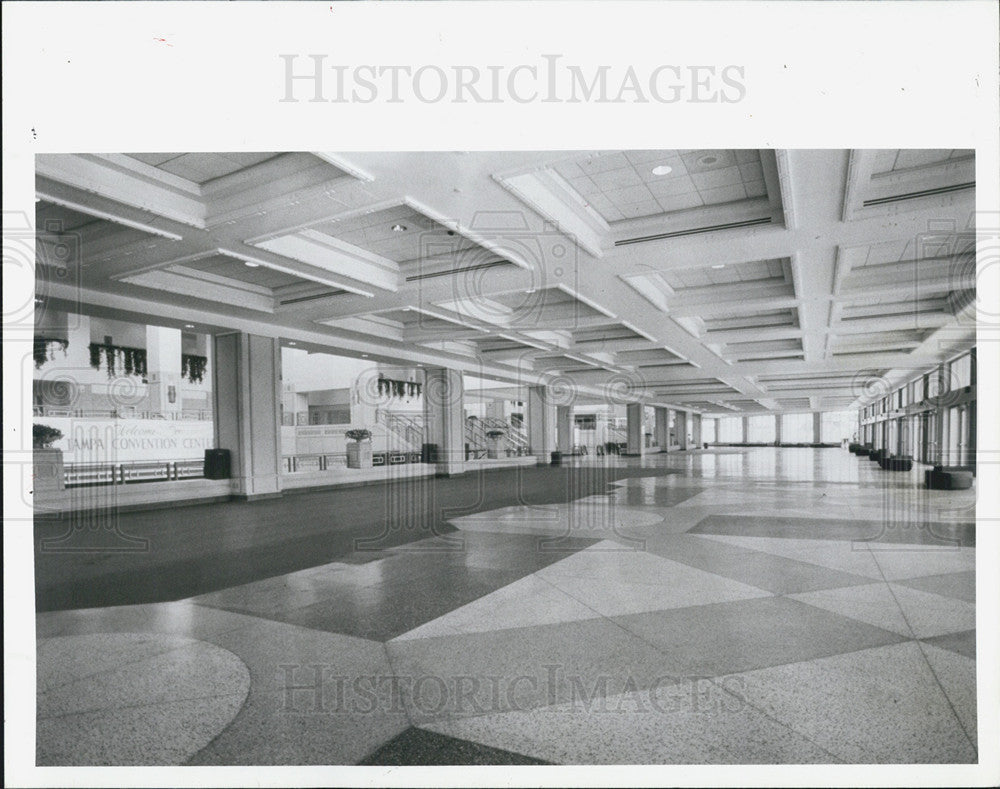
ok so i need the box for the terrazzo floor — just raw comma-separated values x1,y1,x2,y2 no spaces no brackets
35,447,978,765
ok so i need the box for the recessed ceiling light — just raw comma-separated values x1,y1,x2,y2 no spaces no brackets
651,165,673,176
391,224,407,232
184,324,195,328
361,354,369,358
288,342,297,346
711,264,726,269
244,261,260,268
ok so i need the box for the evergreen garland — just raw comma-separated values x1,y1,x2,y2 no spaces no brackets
376,374,422,400
88,343,147,379
33,338,68,368
181,354,208,384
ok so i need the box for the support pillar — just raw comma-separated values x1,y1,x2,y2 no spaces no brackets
654,407,669,451
691,413,702,447
625,403,645,456
556,405,573,454
213,332,282,499
146,325,184,416
527,385,556,464
742,416,750,444
676,410,689,450
423,367,465,476
813,412,822,444
774,414,782,446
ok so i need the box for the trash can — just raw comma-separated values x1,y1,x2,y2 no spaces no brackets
550,451,562,466
204,448,231,479
421,443,439,463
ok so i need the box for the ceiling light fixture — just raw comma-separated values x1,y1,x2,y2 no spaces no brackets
711,264,726,269
288,342,297,346
244,261,260,268
651,165,673,176
391,224,407,232
184,324,195,329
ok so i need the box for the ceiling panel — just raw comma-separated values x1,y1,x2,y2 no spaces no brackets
125,152,278,184
552,149,765,223
311,205,480,264
181,255,303,289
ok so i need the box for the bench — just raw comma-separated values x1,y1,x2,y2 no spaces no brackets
925,465,975,490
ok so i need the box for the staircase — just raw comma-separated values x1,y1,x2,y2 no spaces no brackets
376,410,424,451
378,409,530,458
469,416,529,457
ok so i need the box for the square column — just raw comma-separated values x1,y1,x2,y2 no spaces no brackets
742,416,750,444
774,414,782,446
813,412,822,444
423,367,465,476
625,402,645,456
527,385,556,463
146,325,184,415
676,410,689,450
691,413,702,447
556,405,573,454
213,332,282,499
654,407,669,451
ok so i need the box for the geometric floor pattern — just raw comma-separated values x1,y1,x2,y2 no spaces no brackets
35,448,978,765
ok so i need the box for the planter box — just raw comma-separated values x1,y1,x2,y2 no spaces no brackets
346,441,373,469
33,447,65,493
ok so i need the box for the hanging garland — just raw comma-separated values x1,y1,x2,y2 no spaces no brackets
376,375,422,400
181,354,208,384
88,342,147,380
33,337,68,369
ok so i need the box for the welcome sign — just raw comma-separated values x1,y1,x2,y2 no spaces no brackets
42,418,215,464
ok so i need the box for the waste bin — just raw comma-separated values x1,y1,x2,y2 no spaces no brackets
421,443,439,463
550,451,562,466
204,448,231,480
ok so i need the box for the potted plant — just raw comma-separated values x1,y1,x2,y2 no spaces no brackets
345,427,373,469
33,423,65,493
485,429,506,459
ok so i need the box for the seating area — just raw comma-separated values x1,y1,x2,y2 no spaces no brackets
926,465,976,490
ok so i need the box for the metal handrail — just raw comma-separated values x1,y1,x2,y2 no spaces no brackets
64,459,205,487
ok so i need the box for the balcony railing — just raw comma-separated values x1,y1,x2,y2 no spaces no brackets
64,459,205,487
33,406,212,421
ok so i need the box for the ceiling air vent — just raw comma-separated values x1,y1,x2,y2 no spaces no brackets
278,289,348,306
614,217,772,247
405,260,515,283
863,182,974,207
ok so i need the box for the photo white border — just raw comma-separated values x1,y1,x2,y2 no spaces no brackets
3,1,999,786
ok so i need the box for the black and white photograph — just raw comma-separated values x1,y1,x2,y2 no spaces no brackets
4,3,999,787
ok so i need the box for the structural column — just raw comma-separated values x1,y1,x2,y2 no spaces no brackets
213,332,282,499
774,414,782,446
813,412,822,444
691,413,702,447
527,385,556,464
556,405,573,454
676,410,688,450
742,416,750,444
625,402,645,456
146,325,184,416
654,407,669,452
423,367,465,476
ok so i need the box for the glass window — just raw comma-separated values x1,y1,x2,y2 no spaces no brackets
781,413,814,443
702,418,717,444
951,353,972,389
821,410,857,443
747,415,776,443
717,417,742,443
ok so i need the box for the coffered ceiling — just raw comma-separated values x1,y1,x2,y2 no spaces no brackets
34,148,977,415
